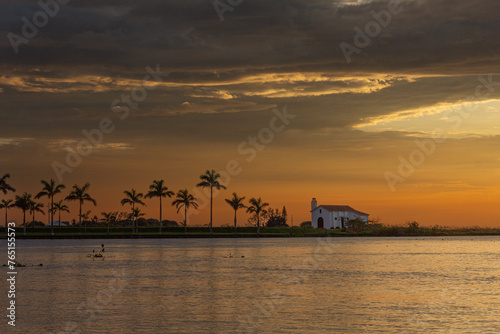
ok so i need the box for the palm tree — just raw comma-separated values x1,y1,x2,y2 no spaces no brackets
81,210,91,225
101,211,117,235
196,169,227,234
145,180,174,234
29,201,44,231
129,207,145,220
52,200,69,233
35,179,65,236
14,193,32,236
0,173,15,196
0,174,15,229
46,200,50,225
172,189,198,234
65,183,96,234
246,197,269,236
225,193,246,235
121,189,145,234
0,199,14,229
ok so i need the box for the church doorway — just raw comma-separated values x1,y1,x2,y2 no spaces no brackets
317,217,324,229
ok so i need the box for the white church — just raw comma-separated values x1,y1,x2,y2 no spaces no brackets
310,198,369,229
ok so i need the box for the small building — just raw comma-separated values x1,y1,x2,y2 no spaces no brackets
310,198,369,229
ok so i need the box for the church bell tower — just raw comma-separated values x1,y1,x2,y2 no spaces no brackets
311,198,318,211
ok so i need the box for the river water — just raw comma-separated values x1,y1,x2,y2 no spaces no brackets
1,237,499,333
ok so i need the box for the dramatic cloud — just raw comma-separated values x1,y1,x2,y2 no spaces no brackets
1,0,500,226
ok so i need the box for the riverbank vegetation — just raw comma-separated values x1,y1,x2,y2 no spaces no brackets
2,222,500,239
2,173,499,239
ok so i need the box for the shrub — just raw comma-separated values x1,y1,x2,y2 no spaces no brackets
300,221,312,228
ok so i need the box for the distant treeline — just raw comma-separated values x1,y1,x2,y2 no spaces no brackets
2,222,500,239
336,220,500,237
0,171,290,237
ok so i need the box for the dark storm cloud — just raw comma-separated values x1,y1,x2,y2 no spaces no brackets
1,0,499,73
1,0,500,150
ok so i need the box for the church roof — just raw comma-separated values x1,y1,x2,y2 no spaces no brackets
314,205,369,216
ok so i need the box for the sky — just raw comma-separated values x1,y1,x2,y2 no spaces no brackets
1,0,500,227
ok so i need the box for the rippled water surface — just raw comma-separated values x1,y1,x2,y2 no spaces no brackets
1,237,500,333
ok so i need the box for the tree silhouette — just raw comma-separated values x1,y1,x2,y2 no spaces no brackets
35,179,65,236
145,180,174,234
121,189,145,234
0,173,15,197
101,211,117,235
52,200,69,233
0,199,14,229
14,193,32,236
129,207,145,221
81,210,92,222
246,197,269,236
65,183,96,234
172,189,198,234
197,169,227,234
225,193,246,234
0,175,16,229
29,201,44,231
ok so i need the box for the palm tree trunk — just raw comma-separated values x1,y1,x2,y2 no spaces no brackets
50,197,54,236
78,203,82,235
184,206,187,235
107,222,110,235
5,208,8,229
257,215,260,236
59,210,61,234
23,210,26,236
132,203,135,234
32,211,35,231
83,200,87,233
209,187,213,235
159,197,162,234
234,210,237,235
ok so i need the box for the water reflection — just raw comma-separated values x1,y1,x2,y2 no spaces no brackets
1,237,499,333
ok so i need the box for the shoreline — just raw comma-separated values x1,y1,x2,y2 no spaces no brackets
2,226,500,240
3,231,500,240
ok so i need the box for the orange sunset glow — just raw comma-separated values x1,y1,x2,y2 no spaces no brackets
2,0,500,228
